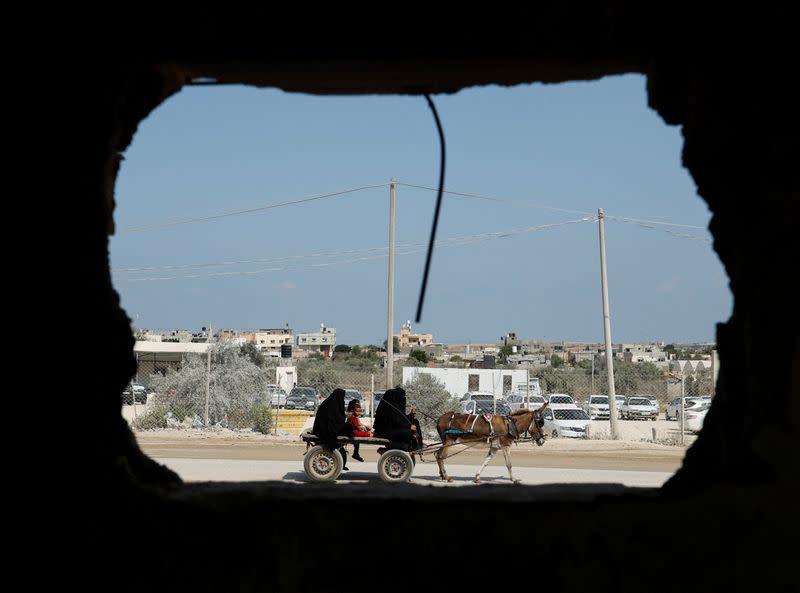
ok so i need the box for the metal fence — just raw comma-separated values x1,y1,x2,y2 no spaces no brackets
124,349,713,441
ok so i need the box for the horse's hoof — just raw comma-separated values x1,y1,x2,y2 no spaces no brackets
513,479,522,485
474,479,481,484
447,478,453,483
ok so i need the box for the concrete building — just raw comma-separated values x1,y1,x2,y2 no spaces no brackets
620,343,668,363
296,324,336,358
254,328,294,354
396,321,433,350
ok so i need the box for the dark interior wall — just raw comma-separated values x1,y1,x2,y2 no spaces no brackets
35,6,797,591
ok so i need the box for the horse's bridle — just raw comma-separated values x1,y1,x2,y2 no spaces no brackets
526,411,546,446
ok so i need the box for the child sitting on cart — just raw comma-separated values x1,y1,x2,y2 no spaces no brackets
346,399,372,462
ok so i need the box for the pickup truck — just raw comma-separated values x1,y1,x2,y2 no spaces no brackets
620,396,658,421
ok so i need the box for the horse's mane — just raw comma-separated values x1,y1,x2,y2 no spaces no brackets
510,408,533,416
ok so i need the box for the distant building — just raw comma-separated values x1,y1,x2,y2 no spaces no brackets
402,367,530,398
619,343,668,363
133,340,210,379
254,327,294,355
296,324,336,358
163,329,194,343
396,321,433,351
507,353,548,366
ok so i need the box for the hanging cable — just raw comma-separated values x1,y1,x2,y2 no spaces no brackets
415,95,446,323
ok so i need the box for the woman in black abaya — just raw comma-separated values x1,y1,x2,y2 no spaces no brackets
312,388,353,470
372,387,415,451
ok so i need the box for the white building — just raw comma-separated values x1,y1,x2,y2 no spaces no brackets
401,367,530,399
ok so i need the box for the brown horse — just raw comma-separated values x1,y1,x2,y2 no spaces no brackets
435,403,548,484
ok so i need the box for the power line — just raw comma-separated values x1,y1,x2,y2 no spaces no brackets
605,215,707,230
116,183,389,235
118,217,595,282
395,181,595,217
115,179,708,238
396,181,710,232
609,217,711,243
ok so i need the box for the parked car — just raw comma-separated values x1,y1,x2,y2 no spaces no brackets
460,391,495,403
582,395,610,420
121,383,148,405
542,405,591,438
666,397,706,420
269,388,288,408
286,386,319,411
507,393,546,411
463,397,512,416
685,402,710,433
620,396,658,421
547,393,575,406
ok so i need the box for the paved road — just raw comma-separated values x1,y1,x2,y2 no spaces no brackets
154,457,673,487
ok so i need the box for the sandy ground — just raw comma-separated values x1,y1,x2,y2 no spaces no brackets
134,427,690,473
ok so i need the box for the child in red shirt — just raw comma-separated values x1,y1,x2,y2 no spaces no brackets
346,400,372,462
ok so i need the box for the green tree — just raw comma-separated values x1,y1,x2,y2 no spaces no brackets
239,342,266,367
351,345,362,356
401,356,425,368
409,349,429,364
537,366,570,394
550,354,564,368
144,343,269,429
299,363,343,397
382,337,401,352
334,344,351,353
498,344,513,364
608,361,662,395
685,369,713,396
403,373,458,439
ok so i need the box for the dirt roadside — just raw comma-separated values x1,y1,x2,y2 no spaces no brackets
135,430,687,473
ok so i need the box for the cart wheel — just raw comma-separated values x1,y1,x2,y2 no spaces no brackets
304,446,343,482
378,449,414,483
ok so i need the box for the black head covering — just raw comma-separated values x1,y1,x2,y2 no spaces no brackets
312,388,346,444
373,387,409,436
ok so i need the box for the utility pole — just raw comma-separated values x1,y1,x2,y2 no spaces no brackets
711,349,719,395
680,369,686,446
386,178,396,390
205,324,212,427
598,209,618,439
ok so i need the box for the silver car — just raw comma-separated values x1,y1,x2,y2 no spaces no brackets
582,395,610,420
463,397,512,416
507,393,546,411
620,396,658,421
666,397,706,420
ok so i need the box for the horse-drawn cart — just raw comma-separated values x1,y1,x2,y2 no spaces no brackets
301,432,417,483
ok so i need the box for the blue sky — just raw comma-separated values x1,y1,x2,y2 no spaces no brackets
110,74,731,345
